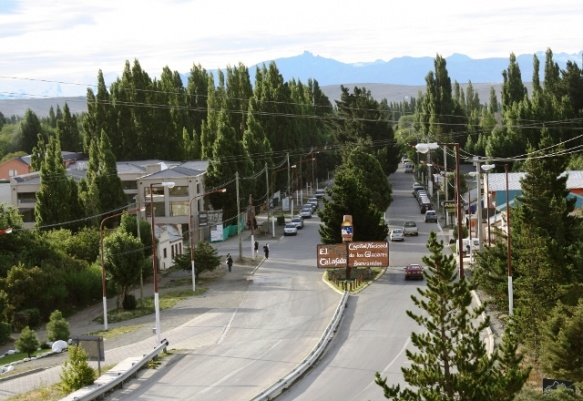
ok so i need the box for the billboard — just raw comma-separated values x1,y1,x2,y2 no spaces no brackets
317,241,388,268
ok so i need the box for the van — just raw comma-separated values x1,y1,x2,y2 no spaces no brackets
404,163,414,173
420,196,433,214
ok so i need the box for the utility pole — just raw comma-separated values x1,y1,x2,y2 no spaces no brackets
236,171,242,259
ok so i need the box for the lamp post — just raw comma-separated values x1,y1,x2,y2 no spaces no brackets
505,164,513,316
0,227,12,235
481,164,496,246
416,142,464,278
189,188,226,292
149,181,175,344
100,206,146,331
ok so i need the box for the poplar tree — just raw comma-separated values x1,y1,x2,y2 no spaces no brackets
57,103,81,152
376,232,529,400
95,130,127,220
19,109,43,154
35,135,72,229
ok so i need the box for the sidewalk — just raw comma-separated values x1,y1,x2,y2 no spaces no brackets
0,211,286,399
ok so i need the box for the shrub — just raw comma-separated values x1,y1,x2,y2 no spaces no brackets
60,345,96,393
15,326,40,358
46,310,70,342
122,294,137,311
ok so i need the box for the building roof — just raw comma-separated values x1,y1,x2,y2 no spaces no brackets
486,171,583,192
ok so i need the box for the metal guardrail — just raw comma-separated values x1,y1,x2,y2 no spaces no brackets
251,291,349,401
59,339,169,401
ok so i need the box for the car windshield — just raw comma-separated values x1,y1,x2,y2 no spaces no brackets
404,222,416,227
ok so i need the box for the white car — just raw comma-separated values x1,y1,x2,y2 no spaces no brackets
284,223,298,236
390,228,405,241
300,207,313,218
291,216,304,229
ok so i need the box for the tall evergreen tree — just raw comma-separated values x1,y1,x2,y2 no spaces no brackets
34,135,72,229
18,109,43,154
376,232,529,400
95,130,128,219
57,103,81,152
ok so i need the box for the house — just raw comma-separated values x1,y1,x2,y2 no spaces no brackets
0,157,30,181
155,224,184,270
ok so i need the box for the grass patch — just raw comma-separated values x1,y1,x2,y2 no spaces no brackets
89,324,142,340
93,286,208,325
0,348,54,365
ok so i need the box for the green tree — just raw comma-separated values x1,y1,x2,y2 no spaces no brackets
60,345,96,392
34,134,73,229
176,242,221,277
15,326,40,358
103,230,144,310
95,130,127,220
375,232,529,400
318,165,388,244
541,300,583,381
46,309,70,342
18,109,43,154
57,103,81,152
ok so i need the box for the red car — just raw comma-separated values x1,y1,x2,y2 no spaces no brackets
404,264,424,280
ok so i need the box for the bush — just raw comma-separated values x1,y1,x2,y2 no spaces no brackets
46,310,70,342
0,322,12,344
60,345,96,393
122,294,137,311
15,326,40,358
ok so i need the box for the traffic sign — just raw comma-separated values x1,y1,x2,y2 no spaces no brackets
441,201,457,208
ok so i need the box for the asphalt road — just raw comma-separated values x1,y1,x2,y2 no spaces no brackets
108,212,341,401
276,168,440,401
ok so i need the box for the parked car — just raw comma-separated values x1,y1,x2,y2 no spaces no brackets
403,221,418,236
425,210,438,222
307,197,319,209
304,202,317,212
291,215,304,229
404,263,424,280
389,228,405,242
284,223,298,236
300,207,313,218
412,183,425,196
404,163,414,173
315,188,326,199
419,196,433,213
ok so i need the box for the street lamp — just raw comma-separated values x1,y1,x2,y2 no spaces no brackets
481,164,496,246
189,188,226,292
150,181,175,344
416,142,464,278
100,206,146,331
0,227,12,235
504,164,513,316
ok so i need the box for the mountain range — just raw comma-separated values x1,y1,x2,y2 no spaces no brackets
0,50,580,117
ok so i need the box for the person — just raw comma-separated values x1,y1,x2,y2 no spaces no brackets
226,254,233,272
263,244,269,259
254,241,259,257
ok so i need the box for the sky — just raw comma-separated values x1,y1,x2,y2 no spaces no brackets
0,0,581,97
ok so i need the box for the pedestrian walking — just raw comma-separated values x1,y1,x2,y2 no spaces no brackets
226,254,233,272
254,241,259,258
263,244,269,259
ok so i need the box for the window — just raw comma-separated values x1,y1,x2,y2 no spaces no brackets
170,201,188,216
17,192,36,204
169,185,188,196
9,169,18,177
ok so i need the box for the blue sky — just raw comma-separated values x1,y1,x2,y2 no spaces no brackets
0,0,581,97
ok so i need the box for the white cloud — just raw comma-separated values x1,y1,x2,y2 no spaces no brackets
0,0,581,94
